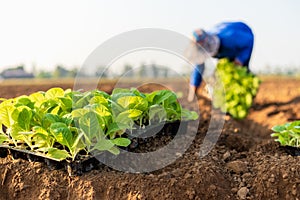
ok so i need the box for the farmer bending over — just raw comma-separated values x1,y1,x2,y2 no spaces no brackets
188,21,254,102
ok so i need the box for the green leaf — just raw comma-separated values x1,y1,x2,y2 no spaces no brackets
73,91,93,108
39,147,70,161
290,121,300,128
245,93,253,107
50,122,73,148
15,96,33,108
79,112,103,143
111,138,131,147
147,90,177,105
111,88,139,103
272,125,286,132
117,96,136,108
33,126,49,136
92,89,110,98
39,99,59,113
107,122,130,138
61,113,73,126
93,104,111,117
9,124,25,142
108,146,120,155
45,87,65,99
0,134,9,144
91,139,115,151
17,107,32,131
89,96,109,106
50,106,61,115
42,113,61,129
149,105,167,123
109,100,126,116
58,97,73,111
31,133,52,148
117,96,148,111
0,103,14,127
181,109,199,121
71,108,89,118
69,132,85,160
116,109,142,123
29,92,46,107
237,109,247,119
32,127,54,147
71,132,84,150
126,109,143,119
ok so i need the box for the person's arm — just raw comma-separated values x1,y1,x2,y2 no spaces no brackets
235,39,254,67
188,63,205,102
188,85,197,102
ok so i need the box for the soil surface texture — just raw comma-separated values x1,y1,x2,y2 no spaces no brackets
0,77,300,200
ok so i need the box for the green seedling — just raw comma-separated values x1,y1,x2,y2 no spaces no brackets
0,87,198,161
213,58,260,119
271,120,300,147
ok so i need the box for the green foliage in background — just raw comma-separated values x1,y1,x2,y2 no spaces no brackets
213,59,260,119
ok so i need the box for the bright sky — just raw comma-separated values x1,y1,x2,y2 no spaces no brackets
0,0,299,73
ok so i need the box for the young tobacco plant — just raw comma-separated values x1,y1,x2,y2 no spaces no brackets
271,120,300,147
213,58,260,119
0,87,198,162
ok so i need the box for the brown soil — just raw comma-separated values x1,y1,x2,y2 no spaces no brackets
0,77,300,200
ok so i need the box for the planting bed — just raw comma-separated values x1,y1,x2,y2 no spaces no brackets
0,77,300,199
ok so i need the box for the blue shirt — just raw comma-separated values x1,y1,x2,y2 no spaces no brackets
190,22,254,87
208,22,254,66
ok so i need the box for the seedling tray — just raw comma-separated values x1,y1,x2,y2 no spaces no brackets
280,146,300,156
0,144,102,176
124,120,189,150
0,120,190,176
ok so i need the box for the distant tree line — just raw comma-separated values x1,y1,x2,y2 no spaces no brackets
36,65,78,79
2,63,300,79
0,63,187,79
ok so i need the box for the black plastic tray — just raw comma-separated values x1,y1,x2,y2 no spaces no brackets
280,145,300,156
124,120,188,150
0,144,101,176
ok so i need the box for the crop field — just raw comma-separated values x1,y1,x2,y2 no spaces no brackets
0,77,300,200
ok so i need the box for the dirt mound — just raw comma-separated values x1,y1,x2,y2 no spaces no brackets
0,77,300,200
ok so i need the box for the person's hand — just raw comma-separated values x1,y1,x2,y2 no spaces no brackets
202,85,213,99
193,29,204,43
233,58,243,66
188,85,197,102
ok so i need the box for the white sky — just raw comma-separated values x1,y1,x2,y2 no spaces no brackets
0,0,299,73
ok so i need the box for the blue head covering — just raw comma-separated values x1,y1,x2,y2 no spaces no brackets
193,29,220,56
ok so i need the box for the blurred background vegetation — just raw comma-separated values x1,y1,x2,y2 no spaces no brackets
1,63,300,80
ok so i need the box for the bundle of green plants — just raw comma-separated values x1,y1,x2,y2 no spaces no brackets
0,87,198,161
212,58,260,119
271,120,300,148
